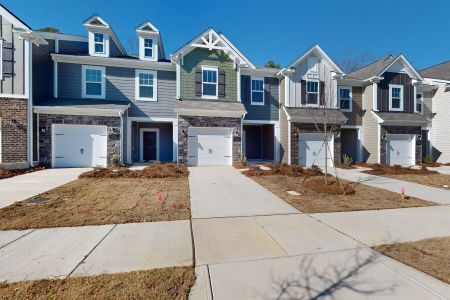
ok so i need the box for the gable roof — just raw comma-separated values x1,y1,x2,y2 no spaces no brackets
136,21,159,33
135,20,166,59
345,54,423,81
287,44,344,74
0,4,30,30
83,14,127,56
171,27,255,68
420,60,450,81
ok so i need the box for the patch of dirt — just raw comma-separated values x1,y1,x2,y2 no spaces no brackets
417,162,442,168
362,164,437,176
242,163,322,177
79,162,189,179
303,177,355,195
0,267,195,300
0,177,190,230
374,237,450,284
336,165,357,169
250,175,436,213
386,173,450,189
0,166,45,180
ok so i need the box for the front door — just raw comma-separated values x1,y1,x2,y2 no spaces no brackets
141,130,158,161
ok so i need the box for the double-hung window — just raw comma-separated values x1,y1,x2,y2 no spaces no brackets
94,33,105,54
339,86,352,112
306,80,319,105
136,70,157,101
202,66,218,99
416,92,424,114
144,38,153,58
82,66,105,99
251,76,264,105
389,84,404,111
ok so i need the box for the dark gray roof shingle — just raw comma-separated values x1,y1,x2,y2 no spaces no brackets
285,107,348,124
36,99,129,110
374,111,428,126
420,61,450,81
344,56,396,80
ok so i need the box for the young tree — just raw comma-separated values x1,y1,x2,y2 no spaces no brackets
265,60,281,68
337,49,375,73
38,27,60,33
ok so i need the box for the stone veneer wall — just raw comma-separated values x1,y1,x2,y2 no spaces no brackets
38,114,121,166
290,123,341,166
0,98,28,165
178,115,241,165
380,126,422,164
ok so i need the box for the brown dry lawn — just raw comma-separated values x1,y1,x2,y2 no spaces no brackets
385,173,450,190
374,237,450,284
0,267,195,300
250,175,436,213
0,177,190,230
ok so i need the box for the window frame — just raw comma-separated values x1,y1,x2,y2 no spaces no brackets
201,66,218,100
250,76,265,106
143,38,154,59
306,80,320,106
0,39,3,80
416,92,424,114
338,86,352,112
82,65,106,99
135,69,157,101
93,32,105,54
389,84,404,111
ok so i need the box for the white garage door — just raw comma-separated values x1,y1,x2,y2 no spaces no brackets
188,128,232,166
386,134,413,166
53,124,108,168
299,133,334,167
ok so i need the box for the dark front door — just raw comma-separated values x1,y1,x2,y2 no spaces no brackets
142,131,157,161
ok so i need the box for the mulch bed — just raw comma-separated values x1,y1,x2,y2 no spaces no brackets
80,162,189,179
361,164,438,176
335,165,357,169
242,163,322,177
303,177,356,195
0,166,45,180
233,162,249,169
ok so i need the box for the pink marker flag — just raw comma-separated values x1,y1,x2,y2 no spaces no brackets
155,193,165,202
400,187,405,194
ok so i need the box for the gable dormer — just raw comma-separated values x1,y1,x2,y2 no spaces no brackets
136,21,163,61
83,14,127,58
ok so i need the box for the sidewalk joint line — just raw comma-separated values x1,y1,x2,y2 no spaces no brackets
0,229,36,250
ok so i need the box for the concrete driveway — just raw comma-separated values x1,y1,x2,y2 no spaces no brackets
0,168,89,208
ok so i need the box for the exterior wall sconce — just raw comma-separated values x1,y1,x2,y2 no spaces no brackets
417,134,422,141
336,131,341,139
233,129,240,137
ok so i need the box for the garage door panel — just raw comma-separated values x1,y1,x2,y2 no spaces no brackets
299,134,333,167
187,128,232,166
386,134,413,166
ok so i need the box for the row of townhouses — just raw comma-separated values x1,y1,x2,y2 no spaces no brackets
1,4,450,169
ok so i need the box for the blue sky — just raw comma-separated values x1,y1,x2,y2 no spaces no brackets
3,0,449,70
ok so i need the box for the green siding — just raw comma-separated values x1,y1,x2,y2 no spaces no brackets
180,48,237,101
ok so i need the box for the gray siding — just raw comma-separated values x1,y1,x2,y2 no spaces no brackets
59,40,88,54
33,40,55,104
241,75,279,121
58,62,82,99
109,38,123,57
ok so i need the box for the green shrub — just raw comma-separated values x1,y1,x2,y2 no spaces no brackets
239,155,248,166
110,155,121,167
342,154,353,167
423,155,435,164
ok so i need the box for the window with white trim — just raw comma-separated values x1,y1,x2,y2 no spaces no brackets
202,66,218,99
135,70,157,101
416,92,424,114
251,76,264,105
306,80,319,105
389,84,404,111
82,66,105,99
94,33,105,54
339,86,352,112
144,38,153,58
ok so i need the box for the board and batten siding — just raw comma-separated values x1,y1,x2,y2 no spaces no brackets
431,83,450,163
0,15,26,95
341,86,362,126
288,55,336,108
377,72,414,113
57,63,176,118
361,84,379,163
241,75,279,121
180,48,237,101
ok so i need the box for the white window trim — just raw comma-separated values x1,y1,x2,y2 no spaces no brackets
139,128,159,162
135,69,157,101
338,86,352,112
138,35,158,61
201,65,218,100
88,31,109,57
94,32,105,54
144,38,153,59
250,76,265,106
82,65,106,99
306,79,320,107
389,84,404,111
416,92,424,114
0,39,3,81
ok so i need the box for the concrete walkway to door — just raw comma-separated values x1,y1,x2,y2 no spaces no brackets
0,168,89,209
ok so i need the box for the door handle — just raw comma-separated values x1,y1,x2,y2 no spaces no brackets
80,148,84,155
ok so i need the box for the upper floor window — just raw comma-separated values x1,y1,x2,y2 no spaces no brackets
82,66,105,99
94,33,105,54
135,70,157,101
416,92,423,114
339,86,352,112
251,76,264,105
202,66,218,99
389,84,404,111
306,80,319,105
144,38,153,58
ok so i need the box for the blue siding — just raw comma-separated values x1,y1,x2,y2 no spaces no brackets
59,40,88,54
33,40,55,104
132,122,173,162
110,38,123,57
241,76,279,121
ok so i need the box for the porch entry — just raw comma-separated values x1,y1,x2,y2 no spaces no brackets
140,128,159,162
242,124,274,161
131,121,173,163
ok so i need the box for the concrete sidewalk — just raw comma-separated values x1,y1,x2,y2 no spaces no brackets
0,221,192,283
0,168,89,209
330,167,450,204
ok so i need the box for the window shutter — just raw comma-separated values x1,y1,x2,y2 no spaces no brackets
2,42,14,77
320,81,325,106
218,69,225,98
195,67,202,97
301,80,307,105
241,75,251,102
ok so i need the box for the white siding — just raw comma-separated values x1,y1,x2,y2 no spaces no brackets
432,83,450,163
361,84,379,163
